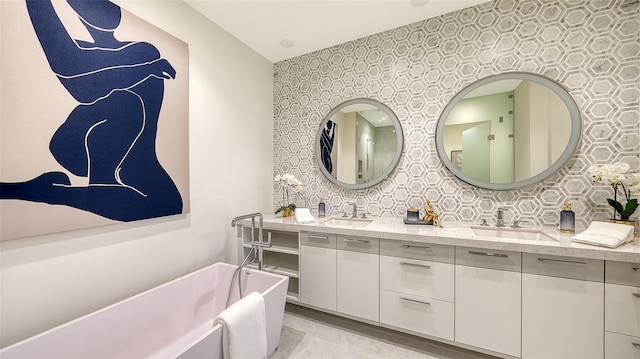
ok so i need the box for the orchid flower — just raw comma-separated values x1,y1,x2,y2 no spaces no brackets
588,162,639,221
274,173,302,215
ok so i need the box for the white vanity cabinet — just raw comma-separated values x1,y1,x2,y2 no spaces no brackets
379,240,455,341
336,235,379,322
242,215,640,359
522,254,604,359
605,261,640,359
299,231,337,311
455,247,522,358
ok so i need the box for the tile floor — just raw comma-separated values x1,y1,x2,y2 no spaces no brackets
272,304,498,359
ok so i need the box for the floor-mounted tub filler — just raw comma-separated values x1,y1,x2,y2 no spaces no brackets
0,262,289,359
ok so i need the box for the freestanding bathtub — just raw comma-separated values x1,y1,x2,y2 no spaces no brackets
0,262,289,359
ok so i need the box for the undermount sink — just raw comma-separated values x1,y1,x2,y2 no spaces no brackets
321,217,374,227
470,226,557,242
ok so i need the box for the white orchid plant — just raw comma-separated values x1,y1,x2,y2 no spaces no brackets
588,162,640,221
274,173,303,215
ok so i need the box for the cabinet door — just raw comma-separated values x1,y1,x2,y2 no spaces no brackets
300,245,336,311
606,283,640,337
336,236,379,322
522,273,604,359
606,261,640,339
522,253,605,359
337,249,379,321
605,332,640,359
455,264,521,357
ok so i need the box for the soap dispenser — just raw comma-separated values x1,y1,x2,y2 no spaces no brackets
559,202,575,234
318,198,326,218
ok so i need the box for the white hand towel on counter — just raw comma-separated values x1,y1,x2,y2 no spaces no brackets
295,208,316,224
215,291,267,359
572,221,635,248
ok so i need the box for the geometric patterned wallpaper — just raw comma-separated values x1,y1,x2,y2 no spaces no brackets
273,0,639,229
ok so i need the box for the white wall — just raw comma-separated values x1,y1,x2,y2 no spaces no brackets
514,81,571,181
529,82,551,177
337,112,356,183
356,114,376,184
514,81,532,181
549,87,571,164
0,0,273,348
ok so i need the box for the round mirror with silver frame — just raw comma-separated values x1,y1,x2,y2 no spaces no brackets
435,72,582,190
315,98,404,190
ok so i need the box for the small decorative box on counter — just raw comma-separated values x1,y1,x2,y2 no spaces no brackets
404,207,433,225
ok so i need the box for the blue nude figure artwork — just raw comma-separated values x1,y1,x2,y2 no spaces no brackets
320,120,337,177
0,0,189,239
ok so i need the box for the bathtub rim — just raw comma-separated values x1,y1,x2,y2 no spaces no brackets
0,262,288,355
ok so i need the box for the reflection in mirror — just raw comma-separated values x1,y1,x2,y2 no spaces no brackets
436,73,581,190
316,98,403,190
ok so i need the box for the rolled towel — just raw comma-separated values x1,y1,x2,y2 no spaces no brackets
215,291,267,359
295,208,316,224
572,221,634,248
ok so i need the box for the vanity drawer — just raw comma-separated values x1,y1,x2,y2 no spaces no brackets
379,239,454,264
455,247,521,272
300,232,337,249
380,255,454,302
605,332,640,359
380,289,454,341
523,253,604,282
605,283,640,337
337,235,379,255
606,261,640,287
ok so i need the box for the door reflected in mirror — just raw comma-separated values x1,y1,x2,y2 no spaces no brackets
436,73,581,190
316,98,403,190
443,80,571,183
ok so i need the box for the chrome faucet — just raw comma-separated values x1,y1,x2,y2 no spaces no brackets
231,212,270,270
496,207,508,227
511,219,527,228
349,202,357,218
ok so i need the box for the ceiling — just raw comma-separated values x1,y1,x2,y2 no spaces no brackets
341,104,392,127
184,0,490,63
466,79,523,98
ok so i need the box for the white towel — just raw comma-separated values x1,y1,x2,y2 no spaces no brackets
295,208,316,224
215,292,267,359
572,221,634,248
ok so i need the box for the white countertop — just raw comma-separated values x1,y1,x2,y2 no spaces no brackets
239,214,640,263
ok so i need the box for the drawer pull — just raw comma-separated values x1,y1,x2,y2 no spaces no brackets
400,297,431,306
633,342,640,349
537,258,586,265
633,267,640,272
469,251,508,258
308,235,329,241
400,262,431,269
633,293,640,298
402,244,432,251
344,238,371,244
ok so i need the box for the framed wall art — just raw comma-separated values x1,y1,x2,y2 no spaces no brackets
0,0,190,240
